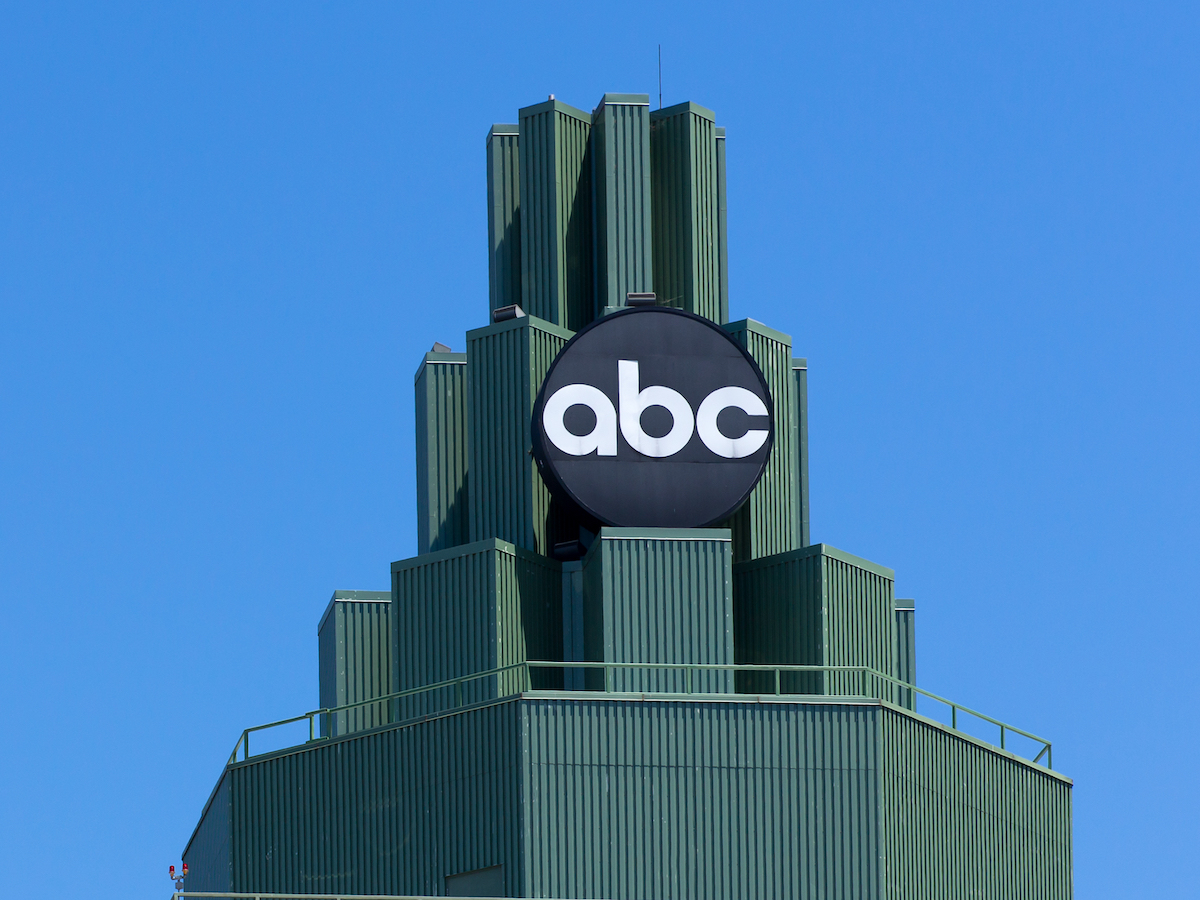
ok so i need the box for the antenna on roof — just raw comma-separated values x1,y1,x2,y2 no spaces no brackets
658,45,662,109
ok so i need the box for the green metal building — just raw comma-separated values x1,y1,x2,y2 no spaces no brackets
182,92,1073,899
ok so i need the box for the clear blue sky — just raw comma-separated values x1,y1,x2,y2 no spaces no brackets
2,3,1197,897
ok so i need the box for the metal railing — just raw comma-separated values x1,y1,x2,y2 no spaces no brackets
171,894,572,900
229,661,1052,770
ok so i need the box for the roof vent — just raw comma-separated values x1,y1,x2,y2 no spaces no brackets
431,342,452,353
492,304,526,323
626,292,657,307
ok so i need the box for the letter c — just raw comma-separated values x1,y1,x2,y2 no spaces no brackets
696,387,770,458
542,384,618,456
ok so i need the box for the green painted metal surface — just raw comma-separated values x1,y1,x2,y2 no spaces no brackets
793,357,811,547
733,543,897,697
466,314,577,555
715,126,729,321
721,319,799,561
518,99,592,330
522,696,880,900
182,770,231,893
651,101,723,323
881,706,1072,898
184,91,1076,898
391,539,562,718
580,528,733,692
185,693,1069,899
592,93,653,316
318,590,393,737
487,124,521,316
894,599,917,710
414,351,469,554
231,701,521,896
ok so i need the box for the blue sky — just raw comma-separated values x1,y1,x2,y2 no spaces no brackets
2,2,1197,897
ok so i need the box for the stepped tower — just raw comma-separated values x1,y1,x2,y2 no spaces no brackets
182,93,1073,900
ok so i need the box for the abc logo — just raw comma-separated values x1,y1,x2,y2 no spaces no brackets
542,362,769,460
533,308,774,528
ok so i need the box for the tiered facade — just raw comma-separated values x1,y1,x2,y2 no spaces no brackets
183,93,1073,899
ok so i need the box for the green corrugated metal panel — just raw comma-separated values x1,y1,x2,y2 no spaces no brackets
580,528,733,692
793,357,811,547
894,599,916,711
192,695,1070,898
716,126,729,322
592,93,653,316
722,319,799,561
560,559,585,690
519,99,592,329
880,706,1073,899
391,539,562,718
182,770,231,893
733,543,897,696
487,124,521,314
414,352,469,554
521,696,882,900
466,314,577,555
227,700,523,895
317,590,392,737
651,101,723,323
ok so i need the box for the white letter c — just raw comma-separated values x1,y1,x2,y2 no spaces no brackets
696,387,770,459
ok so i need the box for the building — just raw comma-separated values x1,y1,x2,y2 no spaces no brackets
182,93,1073,899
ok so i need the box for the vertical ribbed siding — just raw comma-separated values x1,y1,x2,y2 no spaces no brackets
486,124,521,314
317,592,393,737
228,700,523,896
722,319,798,561
715,126,729,323
519,99,592,329
521,697,882,900
500,542,564,691
466,315,574,555
580,528,733,692
793,357,811,547
894,601,917,710
651,101,722,323
560,559,585,690
391,539,562,719
733,544,897,697
182,771,232,893
880,708,1073,899
592,94,653,315
732,544,824,695
415,353,469,554
823,549,897,696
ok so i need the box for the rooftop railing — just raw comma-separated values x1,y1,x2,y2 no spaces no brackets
172,893,573,899
229,661,1053,771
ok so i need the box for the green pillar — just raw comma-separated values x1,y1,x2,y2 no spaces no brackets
391,539,562,719
580,528,733,693
651,101,723,323
733,544,898,697
466,314,577,556
793,357,810,547
592,93,654,318
415,350,469,555
519,99,593,330
716,126,729,322
486,124,521,316
317,590,392,736
722,319,800,561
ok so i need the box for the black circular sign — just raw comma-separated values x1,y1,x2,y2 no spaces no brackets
532,307,774,528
